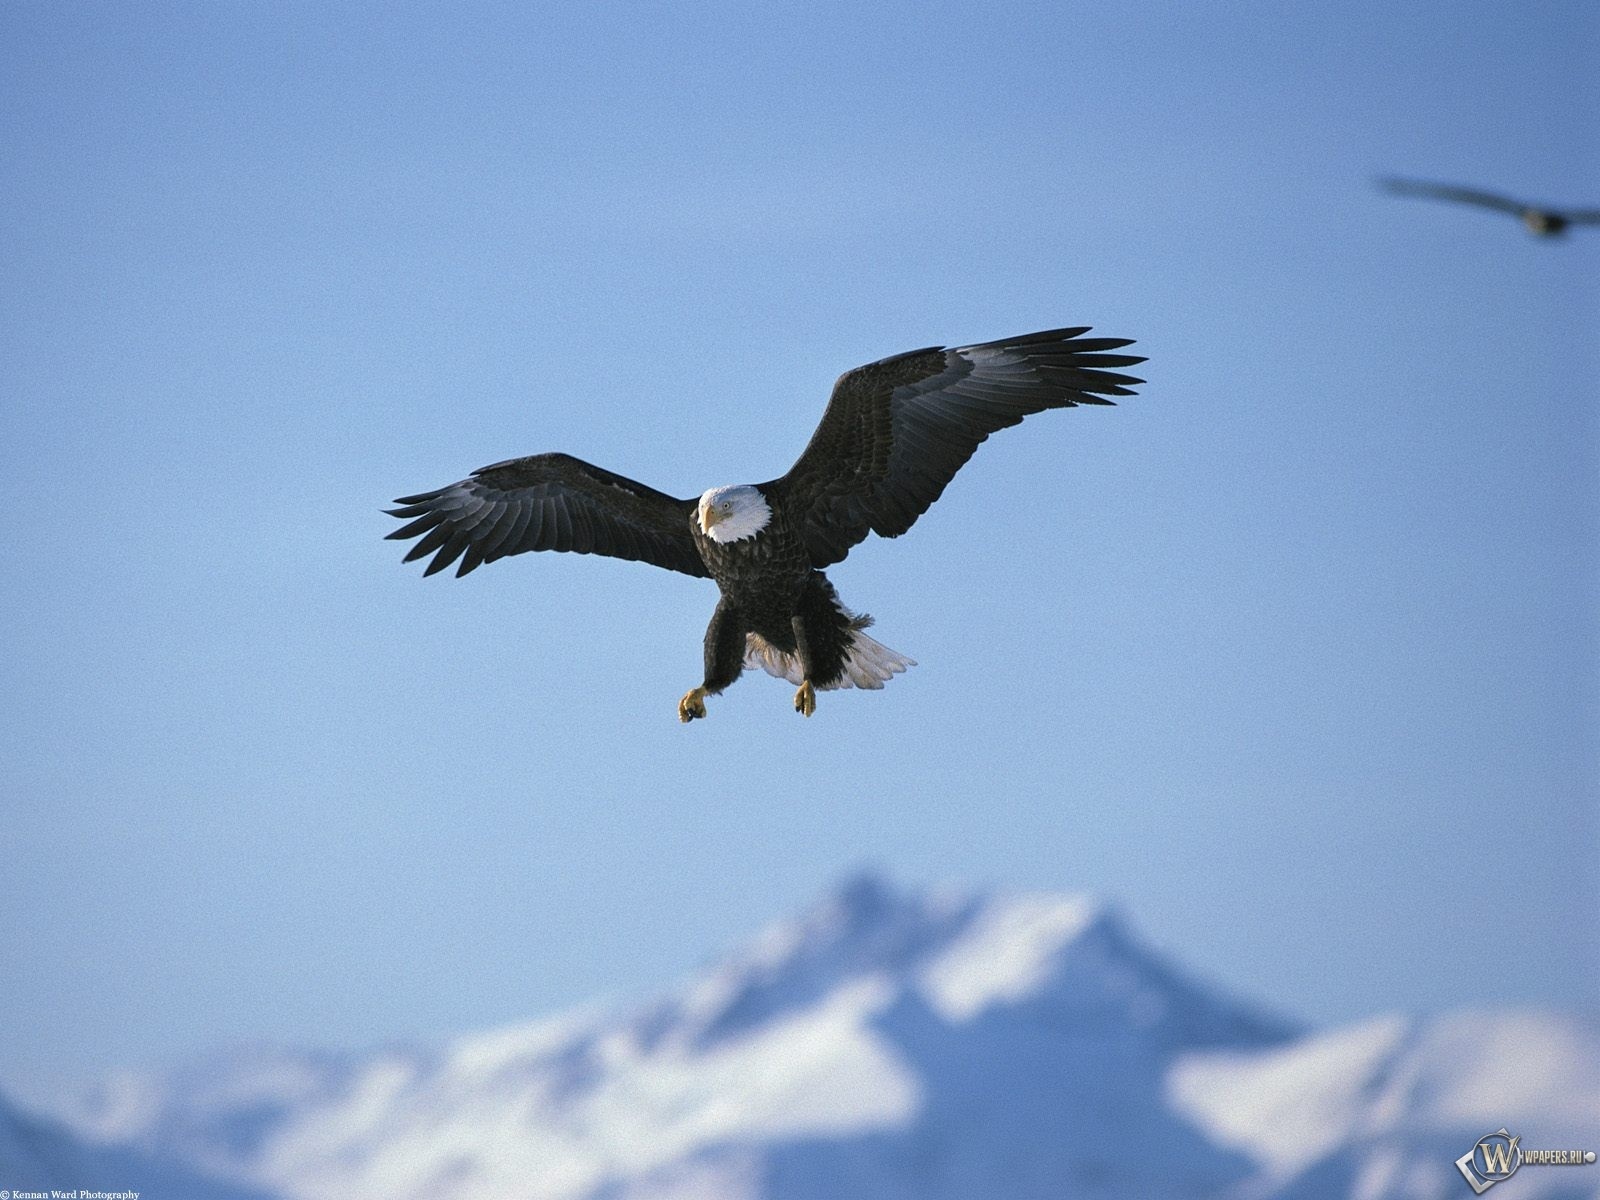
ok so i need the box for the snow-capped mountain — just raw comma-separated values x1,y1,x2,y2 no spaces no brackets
10,875,1598,1200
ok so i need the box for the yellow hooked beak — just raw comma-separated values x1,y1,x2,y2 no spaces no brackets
701,504,724,531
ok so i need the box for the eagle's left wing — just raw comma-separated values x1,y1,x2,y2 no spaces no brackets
763,327,1144,568
386,452,709,579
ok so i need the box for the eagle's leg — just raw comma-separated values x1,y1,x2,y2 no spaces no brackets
677,687,708,723
682,599,746,723
791,615,817,718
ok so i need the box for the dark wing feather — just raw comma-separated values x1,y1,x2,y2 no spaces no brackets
1378,177,1528,216
386,453,708,579
765,327,1144,568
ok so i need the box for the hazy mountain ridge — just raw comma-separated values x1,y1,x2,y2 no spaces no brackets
0,1088,275,1200
6,875,1596,1199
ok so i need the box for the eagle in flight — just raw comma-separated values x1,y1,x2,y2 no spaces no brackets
387,327,1144,721
1379,176,1600,237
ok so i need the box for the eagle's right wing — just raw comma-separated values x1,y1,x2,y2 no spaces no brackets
386,453,709,579
764,327,1144,568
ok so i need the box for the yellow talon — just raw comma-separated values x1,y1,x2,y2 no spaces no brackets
678,687,708,723
794,680,816,717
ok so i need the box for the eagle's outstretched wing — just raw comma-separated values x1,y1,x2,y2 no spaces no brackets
764,327,1144,568
386,453,709,579
1378,177,1528,215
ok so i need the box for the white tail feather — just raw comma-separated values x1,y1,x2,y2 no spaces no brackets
743,629,916,691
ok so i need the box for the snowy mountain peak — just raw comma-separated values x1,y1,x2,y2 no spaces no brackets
632,875,1284,1058
755,869,973,967
919,894,1297,1052
659,873,972,1046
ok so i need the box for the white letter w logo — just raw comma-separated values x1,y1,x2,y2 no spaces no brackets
1478,1137,1519,1177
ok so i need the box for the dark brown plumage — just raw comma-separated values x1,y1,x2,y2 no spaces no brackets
386,454,708,579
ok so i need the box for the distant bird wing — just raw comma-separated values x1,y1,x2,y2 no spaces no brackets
765,327,1144,568
1378,177,1527,215
386,453,709,579
1562,208,1600,225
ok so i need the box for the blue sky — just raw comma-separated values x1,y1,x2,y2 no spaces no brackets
2,0,1595,1095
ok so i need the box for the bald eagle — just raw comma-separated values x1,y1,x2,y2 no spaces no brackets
1378,176,1600,237
387,326,1144,721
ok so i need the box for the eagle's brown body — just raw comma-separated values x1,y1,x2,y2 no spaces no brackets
689,497,853,695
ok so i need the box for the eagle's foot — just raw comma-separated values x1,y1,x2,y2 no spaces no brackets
678,686,708,723
794,680,816,718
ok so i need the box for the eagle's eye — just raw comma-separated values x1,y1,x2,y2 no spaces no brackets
720,501,733,512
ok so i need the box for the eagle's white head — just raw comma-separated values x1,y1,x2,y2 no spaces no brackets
697,484,772,544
